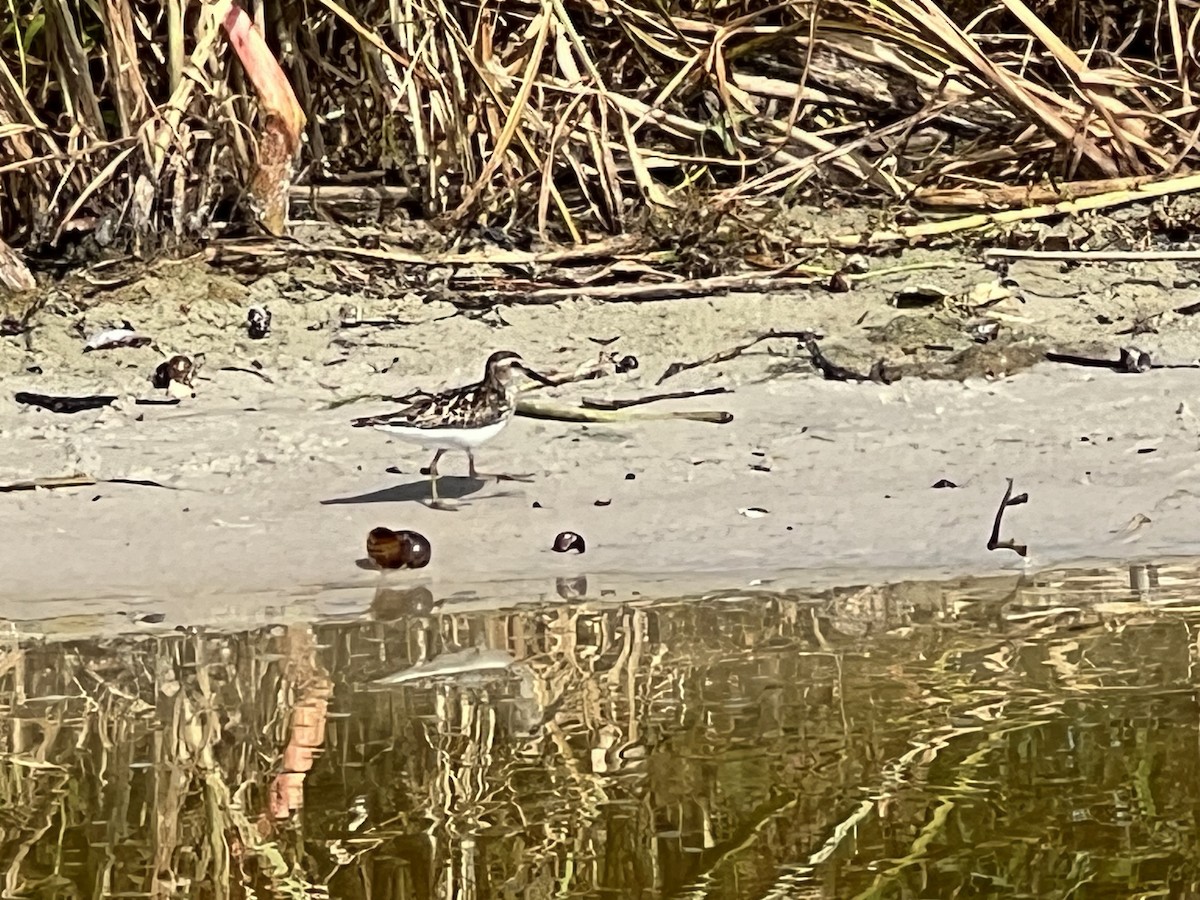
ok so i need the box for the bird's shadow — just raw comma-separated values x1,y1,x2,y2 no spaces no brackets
322,476,517,507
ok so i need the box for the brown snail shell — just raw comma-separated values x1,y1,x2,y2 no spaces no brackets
366,527,432,569
152,354,196,390
552,531,586,553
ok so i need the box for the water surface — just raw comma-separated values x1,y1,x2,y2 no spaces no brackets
2,561,1199,898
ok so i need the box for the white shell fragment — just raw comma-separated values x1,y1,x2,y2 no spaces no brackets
83,328,153,352
738,507,770,518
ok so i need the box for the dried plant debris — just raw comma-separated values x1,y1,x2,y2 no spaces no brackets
580,387,731,411
0,473,173,492
9,0,1200,261
517,397,732,425
987,478,1029,557
15,392,118,414
15,390,182,412
657,330,822,385
0,473,98,492
1045,347,1200,373
805,340,895,384
219,364,274,384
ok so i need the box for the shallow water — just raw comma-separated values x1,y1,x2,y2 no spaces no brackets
3,560,1200,898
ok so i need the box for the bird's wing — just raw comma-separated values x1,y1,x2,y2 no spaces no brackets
351,383,504,429
350,392,440,428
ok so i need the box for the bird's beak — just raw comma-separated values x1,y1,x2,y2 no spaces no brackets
516,363,555,386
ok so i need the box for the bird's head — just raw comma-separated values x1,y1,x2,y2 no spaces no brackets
484,350,553,387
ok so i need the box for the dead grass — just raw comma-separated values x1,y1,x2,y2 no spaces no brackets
2,0,1200,269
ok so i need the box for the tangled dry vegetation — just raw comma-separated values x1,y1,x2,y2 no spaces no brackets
3,0,1200,287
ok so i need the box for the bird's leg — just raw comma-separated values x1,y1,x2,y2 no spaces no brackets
427,449,457,510
468,449,534,483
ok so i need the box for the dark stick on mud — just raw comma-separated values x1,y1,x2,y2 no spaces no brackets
15,392,118,414
15,392,181,413
1045,349,1152,373
1044,348,1200,373
0,474,175,493
581,386,731,410
987,477,1029,557
219,365,276,384
804,341,895,384
656,330,822,385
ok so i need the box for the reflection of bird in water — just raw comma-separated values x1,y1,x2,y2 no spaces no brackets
371,644,552,735
590,723,648,775
373,645,516,684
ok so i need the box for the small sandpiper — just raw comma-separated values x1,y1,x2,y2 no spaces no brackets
351,350,552,508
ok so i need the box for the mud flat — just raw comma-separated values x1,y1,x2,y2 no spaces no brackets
3,235,1200,622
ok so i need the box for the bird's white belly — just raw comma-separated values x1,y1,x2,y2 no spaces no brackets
373,419,508,451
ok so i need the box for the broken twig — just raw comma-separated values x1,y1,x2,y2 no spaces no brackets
0,473,176,493
1042,348,1199,374
985,248,1200,262
987,477,1029,557
516,398,731,425
219,365,276,384
581,387,731,410
15,392,185,413
15,392,117,413
805,341,894,384
657,330,821,385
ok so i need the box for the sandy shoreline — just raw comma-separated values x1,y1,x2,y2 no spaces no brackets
4,242,1200,624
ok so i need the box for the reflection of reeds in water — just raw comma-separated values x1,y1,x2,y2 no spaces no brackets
5,563,1200,896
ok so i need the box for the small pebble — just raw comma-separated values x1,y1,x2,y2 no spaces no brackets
247,306,272,340
553,531,586,553
827,271,851,293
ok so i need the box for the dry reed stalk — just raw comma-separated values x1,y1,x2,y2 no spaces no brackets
808,171,1200,247
3,0,1200,260
912,174,1161,208
0,236,34,291
221,4,306,236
